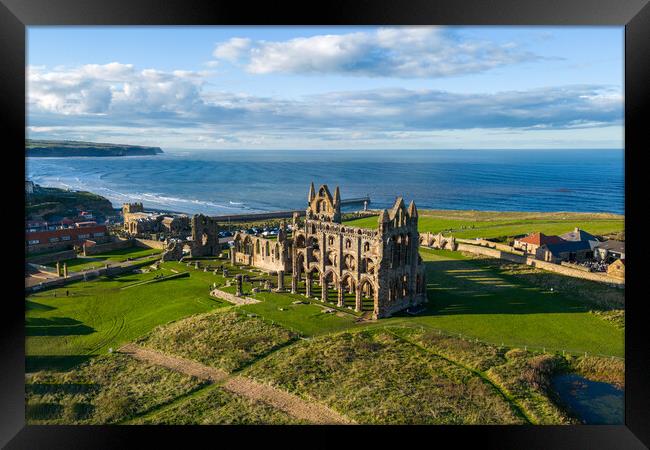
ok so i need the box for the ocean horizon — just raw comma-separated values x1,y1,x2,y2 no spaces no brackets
25,148,625,216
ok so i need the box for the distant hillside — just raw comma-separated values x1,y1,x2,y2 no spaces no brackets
26,184,115,221
26,139,163,157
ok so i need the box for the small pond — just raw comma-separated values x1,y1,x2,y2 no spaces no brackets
551,373,624,424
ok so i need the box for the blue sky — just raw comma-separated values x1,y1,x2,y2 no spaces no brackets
27,26,624,150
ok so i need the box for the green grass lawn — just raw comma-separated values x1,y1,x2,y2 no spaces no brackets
344,210,624,241
26,264,227,372
377,248,623,357
45,246,163,273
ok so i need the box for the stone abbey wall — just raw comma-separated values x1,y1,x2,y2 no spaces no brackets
231,184,426,319
232,232,290,273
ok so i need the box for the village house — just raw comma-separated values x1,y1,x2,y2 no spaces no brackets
517,228,601,263
513,232,563,254
594,240,625,262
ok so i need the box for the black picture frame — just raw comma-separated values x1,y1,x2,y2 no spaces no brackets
2,0,648,448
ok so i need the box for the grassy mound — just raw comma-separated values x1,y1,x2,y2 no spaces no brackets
246,329,524,424
137,309,298,372
130,385,306,425
25,353,206,424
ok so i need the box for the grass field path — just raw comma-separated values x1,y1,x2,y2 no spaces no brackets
119,343,353,425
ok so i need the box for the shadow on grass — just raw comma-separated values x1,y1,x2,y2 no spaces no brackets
26,300,56,311
26,355,94,373
408,258,592,317
26,317,95,336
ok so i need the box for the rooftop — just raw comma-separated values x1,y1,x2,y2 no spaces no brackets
517,232,564,246
595,240,625,253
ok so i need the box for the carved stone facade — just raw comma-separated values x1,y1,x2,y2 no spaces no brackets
231,183,427,319
232,222,291,273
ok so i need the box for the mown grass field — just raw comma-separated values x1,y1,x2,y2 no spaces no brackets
25,263,227,372
343,209,624,241
45,246,163,273
378,248,624,357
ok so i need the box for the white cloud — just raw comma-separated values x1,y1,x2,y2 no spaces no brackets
211,27,541,78
213,37,252,61
27,62,622,149
28,63,205,116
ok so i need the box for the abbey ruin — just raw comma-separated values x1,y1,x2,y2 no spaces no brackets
231,183,427,319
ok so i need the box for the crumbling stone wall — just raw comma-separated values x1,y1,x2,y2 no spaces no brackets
232,222,291,272
233,183,426,320
160,214,221,261
420,232,457,251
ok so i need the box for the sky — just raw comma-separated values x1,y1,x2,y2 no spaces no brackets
27,26,624,150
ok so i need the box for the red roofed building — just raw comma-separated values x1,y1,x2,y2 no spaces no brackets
513,232,564,254
26,222,108,254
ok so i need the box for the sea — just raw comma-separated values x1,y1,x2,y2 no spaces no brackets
25,149,625,216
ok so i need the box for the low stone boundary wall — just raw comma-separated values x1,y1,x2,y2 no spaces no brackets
84,238,133,256
560,261,592,272
210,288,260,305
454,243,624,286
26,262,58,275
134,238,166,250
27,250,77,265
456,238,523,254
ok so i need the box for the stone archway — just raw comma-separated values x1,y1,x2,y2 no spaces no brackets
358,278,376,312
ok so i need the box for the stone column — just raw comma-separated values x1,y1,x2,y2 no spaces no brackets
355,289,362,312
230,248,236,265
337,282,344,307
56,261,61,277
277,270,285,291
235,274,243,296
63,263,68,278
305,272,312,297
321,274,328,302
195,262,200,270
291,271,298,294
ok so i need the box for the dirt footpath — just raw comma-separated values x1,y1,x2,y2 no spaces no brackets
119,343,353,425
223,376,353,424
120,343,229,383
